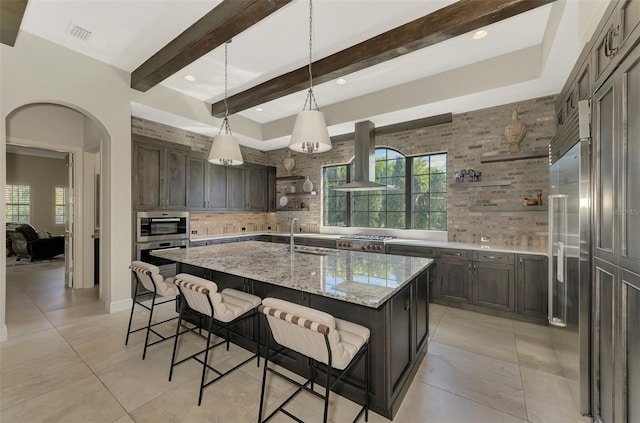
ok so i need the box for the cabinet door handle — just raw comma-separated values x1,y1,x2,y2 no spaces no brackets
519,257,524,266
473,264,477,273
604,24,620,58
404,294,410,311
483,255,499,260
468,263,472,272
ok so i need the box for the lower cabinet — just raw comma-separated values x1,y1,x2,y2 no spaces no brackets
429,249,547,321
516,254,548,318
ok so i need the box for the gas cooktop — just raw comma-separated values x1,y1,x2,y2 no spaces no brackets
335,234,394,253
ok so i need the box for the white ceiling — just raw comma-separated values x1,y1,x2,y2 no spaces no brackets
19,0,610,151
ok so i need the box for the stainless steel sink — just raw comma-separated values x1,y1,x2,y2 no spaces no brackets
287,245,337,256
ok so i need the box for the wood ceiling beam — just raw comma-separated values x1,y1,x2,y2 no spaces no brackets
211,0,554,117
1,0,28,47
131,0,293,92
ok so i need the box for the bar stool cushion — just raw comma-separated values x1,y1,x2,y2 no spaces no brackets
261,297,370,370
174,273,260,323
130,261,178,297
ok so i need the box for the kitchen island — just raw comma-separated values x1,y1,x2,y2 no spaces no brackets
154,241,433,419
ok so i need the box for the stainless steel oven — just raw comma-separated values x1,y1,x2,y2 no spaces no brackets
136,211,189,243
135,239,188,279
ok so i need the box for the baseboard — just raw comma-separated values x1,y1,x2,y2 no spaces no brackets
107,298,132,314
0,324,7,342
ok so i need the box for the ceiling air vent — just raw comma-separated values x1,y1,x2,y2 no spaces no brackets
66,24,92,41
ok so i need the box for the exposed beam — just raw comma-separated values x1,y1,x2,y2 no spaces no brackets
1,0,28,47
330,113,453,143
211,0,554,117
131,0,293,92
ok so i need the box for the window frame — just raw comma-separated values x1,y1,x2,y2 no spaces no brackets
322,149,447,231
55,186,66,225
5,184,31,223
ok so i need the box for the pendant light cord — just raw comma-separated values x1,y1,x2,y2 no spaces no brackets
303,0,319,111
220,40,233,136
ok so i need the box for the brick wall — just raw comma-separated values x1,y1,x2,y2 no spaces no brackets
132,94,554,248
265,95,555,248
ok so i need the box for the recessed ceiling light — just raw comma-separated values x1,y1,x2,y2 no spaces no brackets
472,30,488,40
254,107,264,112
336,78,347,85
183,75,196,82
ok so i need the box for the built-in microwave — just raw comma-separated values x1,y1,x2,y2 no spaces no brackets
136,211,189,243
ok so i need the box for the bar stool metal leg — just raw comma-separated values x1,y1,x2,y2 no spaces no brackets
198,317,215,406
142,293,157,360
124,279,141,346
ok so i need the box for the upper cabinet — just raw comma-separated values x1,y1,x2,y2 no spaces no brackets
133,136,189,210
132,135,275,212
593,0,640,90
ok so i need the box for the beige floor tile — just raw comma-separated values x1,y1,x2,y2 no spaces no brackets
1,349,92,410
443,307,515,333
96,340,203,412
44,300,108,327
432,313,518,363
516,334,564,376
111,414,135,423
292,384,368,423
5,311,54,339
0,374,126,423
416,342,527,420
0,327,75,369
513,320,552,341
28,284,101,313
392,380,527,423
521,366,585,423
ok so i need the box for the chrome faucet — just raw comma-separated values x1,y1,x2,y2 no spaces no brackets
290,218,299,252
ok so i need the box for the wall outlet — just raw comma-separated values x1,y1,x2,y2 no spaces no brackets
241,227,246,231
191,230,197,234
481,236,491,243
267,226,272,230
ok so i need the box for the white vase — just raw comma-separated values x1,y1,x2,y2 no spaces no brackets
283,152,295,176
303,176,313,193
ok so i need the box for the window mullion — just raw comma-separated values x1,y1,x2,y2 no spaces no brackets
406,156,413,229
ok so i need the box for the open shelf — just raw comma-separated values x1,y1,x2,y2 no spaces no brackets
276,207,310,211
480,151,548,163
450,180,512,188
284,191,317,196
276,175,306,181
469,205,548,212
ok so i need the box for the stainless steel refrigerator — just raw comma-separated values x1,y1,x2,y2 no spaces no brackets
548,99,591,416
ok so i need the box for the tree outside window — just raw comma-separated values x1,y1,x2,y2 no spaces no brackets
55,186,66,225
5,184,31,223
323,149,447,230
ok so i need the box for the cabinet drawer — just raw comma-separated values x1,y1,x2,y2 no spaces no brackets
189,240,208,247
439,249,472,260
473,251,514,264
386,244,437,258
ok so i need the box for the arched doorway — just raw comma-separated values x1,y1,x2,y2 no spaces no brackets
2,101,115,340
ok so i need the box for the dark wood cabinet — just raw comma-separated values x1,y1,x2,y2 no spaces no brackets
516,254,548,319
473,260,515,312
188,157,207,209
207,163,227,210
621,269,640,423
132,137,189,210
414,271,429,354
435,256,470,303
245,165,266,210
226,166,245,210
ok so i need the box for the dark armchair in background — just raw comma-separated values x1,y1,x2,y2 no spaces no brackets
6,223,65,261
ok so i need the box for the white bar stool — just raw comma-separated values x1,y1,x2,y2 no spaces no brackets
169,273,261,406
258,297,370,423
125,261,182,360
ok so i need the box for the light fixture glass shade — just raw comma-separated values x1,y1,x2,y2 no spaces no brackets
288,110,332,153
208,134,244,166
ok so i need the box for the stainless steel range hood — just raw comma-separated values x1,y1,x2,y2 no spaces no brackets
332,120,396,192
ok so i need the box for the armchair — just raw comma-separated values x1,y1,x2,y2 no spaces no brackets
6,223,65,261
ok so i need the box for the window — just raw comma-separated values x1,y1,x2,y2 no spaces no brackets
55,186,66,225
5,184,31,223
323,150,447,231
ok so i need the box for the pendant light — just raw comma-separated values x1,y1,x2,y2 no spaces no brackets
288,0,332,154
209,40,244,166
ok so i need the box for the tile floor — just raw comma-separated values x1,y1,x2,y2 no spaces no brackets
2,261,590,422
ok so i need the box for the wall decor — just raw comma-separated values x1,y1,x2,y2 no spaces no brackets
283,151,296,176
504,110,527,153
455,169,467,182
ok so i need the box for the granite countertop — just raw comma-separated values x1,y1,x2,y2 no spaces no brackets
153,241,433,308
190,232,547,256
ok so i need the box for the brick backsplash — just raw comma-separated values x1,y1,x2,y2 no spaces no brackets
132,94,554,248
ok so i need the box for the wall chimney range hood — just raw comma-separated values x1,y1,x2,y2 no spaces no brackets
332,120,396,192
